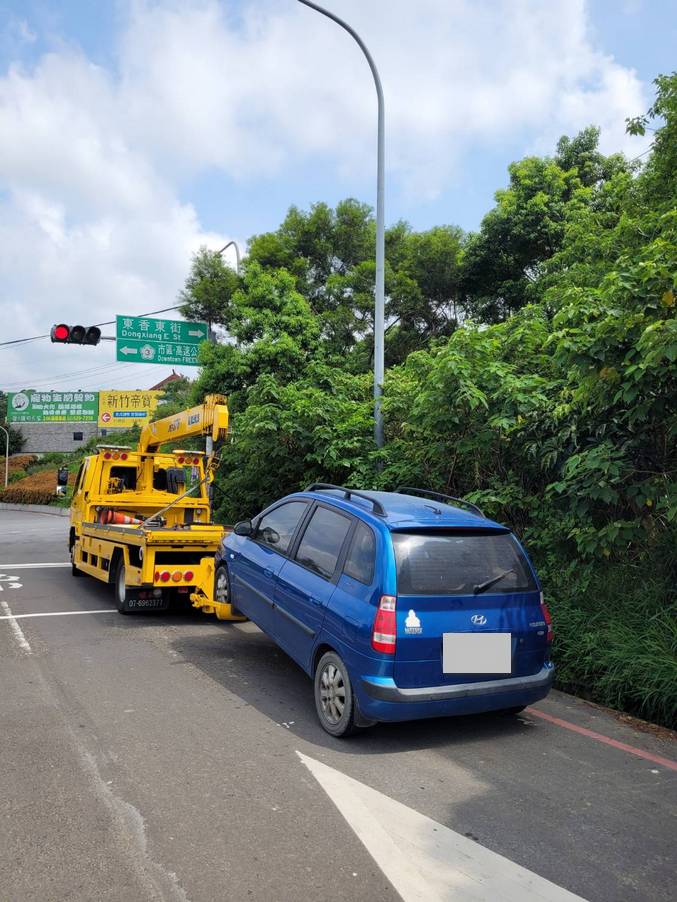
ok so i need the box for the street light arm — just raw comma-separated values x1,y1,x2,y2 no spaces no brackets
217,240,241,275
297,0,385,448
297,1,384,108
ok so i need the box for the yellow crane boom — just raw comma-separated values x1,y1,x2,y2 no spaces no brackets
137,393,229,453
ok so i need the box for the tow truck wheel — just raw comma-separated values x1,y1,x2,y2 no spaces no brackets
214,565,230,604
115,560,132,614
71,548,84,577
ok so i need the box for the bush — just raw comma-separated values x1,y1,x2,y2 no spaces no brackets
8,454,37,473
0,468,73,505
542,540,677,729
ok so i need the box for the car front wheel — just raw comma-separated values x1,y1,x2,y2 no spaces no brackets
214,564,230,603
314,651,358,738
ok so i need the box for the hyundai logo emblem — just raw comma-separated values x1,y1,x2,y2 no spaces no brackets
471,614,487,625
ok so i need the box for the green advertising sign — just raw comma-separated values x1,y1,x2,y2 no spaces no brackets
7,391,99,423
116,316,208,366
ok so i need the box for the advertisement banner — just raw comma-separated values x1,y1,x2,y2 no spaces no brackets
97,390,162,428
7,391,99,423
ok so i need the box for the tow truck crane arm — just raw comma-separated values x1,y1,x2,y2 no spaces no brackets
137,393,229,454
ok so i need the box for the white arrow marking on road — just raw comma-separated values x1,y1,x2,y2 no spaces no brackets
119,346,139,355
297,752,586,902
187,330,205,338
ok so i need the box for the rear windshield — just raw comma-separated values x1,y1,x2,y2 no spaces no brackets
392,530,536,596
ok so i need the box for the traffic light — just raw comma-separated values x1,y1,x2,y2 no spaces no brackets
50,324,102,345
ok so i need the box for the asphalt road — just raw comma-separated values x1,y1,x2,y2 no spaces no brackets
0,509,675,902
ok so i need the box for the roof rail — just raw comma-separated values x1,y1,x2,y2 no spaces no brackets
394,486,485,518
305,483,387,518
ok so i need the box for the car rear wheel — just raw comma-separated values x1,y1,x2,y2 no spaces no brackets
115,560,132,614
314,651,358,738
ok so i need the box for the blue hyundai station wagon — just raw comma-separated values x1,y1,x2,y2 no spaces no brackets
216,484,554,736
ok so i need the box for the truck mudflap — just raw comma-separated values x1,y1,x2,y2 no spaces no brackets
190,556,247,622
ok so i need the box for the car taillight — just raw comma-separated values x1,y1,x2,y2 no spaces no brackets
171,571,182,582
154,571,159,581
192,457,199,465
120,452,128,460
184,571,194,582
372,595,397,654
160,571,171,582
540,592,553,643
177,456,185,464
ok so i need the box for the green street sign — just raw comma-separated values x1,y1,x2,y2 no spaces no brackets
116,315,208,366
7,390,98,423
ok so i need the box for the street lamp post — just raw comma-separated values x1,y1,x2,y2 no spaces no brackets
217,240,241,275
297,0,385,448
0,425,9,489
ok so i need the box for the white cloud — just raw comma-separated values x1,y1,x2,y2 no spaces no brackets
0,0,652,388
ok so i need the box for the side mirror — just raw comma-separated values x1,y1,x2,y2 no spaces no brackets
233,519,253,537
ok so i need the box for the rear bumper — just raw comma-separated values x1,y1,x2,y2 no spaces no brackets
356,663,554,722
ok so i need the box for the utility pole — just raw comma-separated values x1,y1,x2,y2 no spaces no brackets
297,0,385,448
0,424,9,488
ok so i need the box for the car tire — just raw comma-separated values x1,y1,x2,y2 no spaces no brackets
214,564,230,604
314,651,358,738
115,560,132,614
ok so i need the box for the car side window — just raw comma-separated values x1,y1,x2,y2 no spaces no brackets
295,506,352,580
343,522,375,585
255,501,307,555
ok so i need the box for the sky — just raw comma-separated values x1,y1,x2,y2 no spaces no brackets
0,0,674,394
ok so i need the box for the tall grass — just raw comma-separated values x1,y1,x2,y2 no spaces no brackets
541,545,677,729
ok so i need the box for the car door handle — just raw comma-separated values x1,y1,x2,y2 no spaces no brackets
309,596,321,606
264,569,273,578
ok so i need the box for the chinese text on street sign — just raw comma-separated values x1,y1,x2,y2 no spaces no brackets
116,316,208,366
98,390,162,428
7,391,98,423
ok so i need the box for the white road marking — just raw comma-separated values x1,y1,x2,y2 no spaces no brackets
297,752,586,902
0,600,32,653
0,562,71,569
0,609,117,620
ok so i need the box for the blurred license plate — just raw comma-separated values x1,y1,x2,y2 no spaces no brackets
442,633,511,674
127,595,166,610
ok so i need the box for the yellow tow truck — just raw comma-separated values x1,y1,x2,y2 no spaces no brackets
69,394,243,620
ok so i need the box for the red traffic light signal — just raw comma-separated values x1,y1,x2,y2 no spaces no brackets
50,324,102,345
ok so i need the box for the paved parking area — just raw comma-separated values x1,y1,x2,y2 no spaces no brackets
1,510,675,901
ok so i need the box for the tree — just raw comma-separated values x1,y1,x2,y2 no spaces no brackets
459,129,630,322
179,247,241,330
192,263,321,406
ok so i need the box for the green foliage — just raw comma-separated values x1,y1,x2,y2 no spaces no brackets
191,75,677,727
179,247,241,328
212,364,373,522
192,263,321,406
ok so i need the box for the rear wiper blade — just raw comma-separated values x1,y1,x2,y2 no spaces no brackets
473,568,515,595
